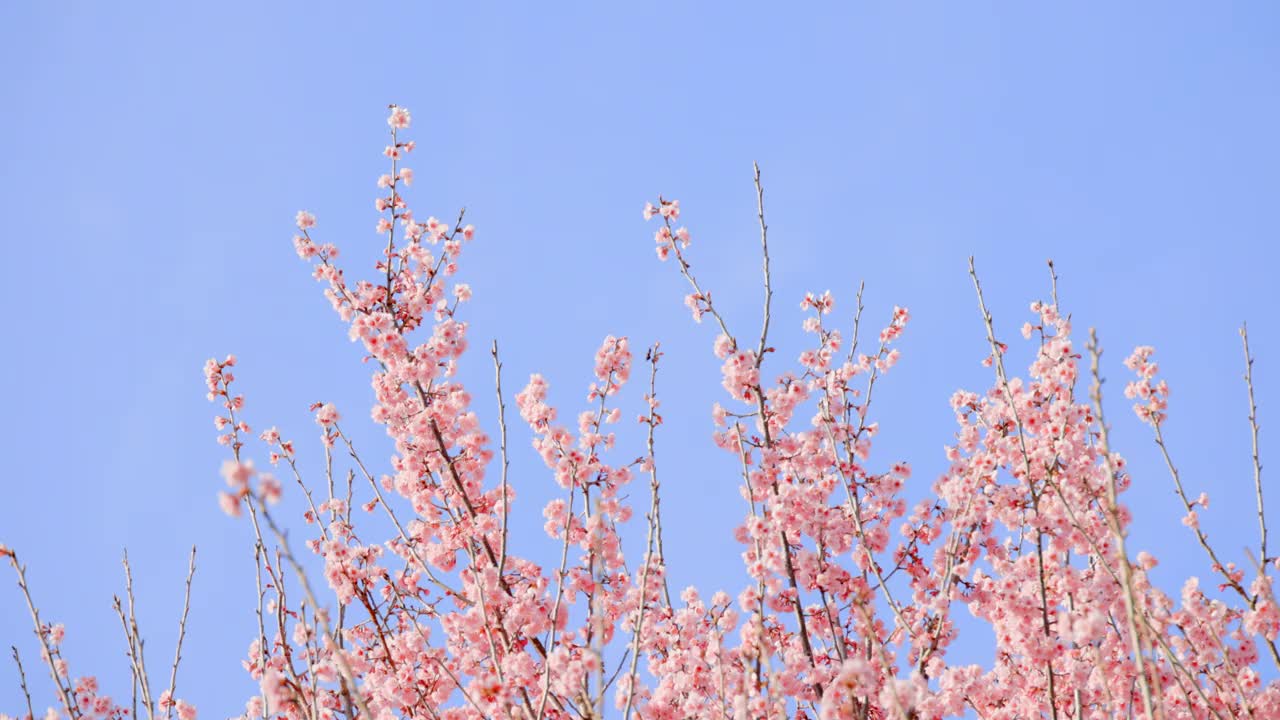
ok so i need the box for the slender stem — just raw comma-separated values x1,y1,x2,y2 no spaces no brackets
1087,330,1158,720
334,425,466,603
252,541,269,720
253,500,374,720
492,339,512,576
623,344,667,720
123,550,156,720
8,551,79,720
754,162,773,365
11,645,34,720
1242,324,1267,574
536,487,577,719
1047,259,1060,308
164,546,197,719
969,257,1060,720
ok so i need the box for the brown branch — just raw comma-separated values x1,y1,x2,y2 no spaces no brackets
1047,259,1060,308
251,500,375,720
660,211,735,344
11,645,34,720
122,550,156,720
1087,330,1159,720
1141,346,1280,671
754,162,773,365
492,339,512,576
1241,324,1267,574
334,425,466,603
623,343,668,720
164,546,197,720
535,485,577,719
251,541,269,720
968,257,1061,720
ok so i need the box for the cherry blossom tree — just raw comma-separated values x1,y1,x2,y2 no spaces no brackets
5,106,1278,720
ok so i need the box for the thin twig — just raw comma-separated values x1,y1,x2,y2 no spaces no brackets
1087,330,1159,720
123,550,156,720
1242,324,1267,575
493,339,512,576
113,596,144,719
751,166,821,700
164,546,197,720
1047,259,1060,309
252,500,375,720
754,162,773,365
845,281,865,365
252,541,269,720
968,257,1061,720
535,487,577,719
1144,358,1280,671
11,645,34,720
334,425,466,603
623,344,667,720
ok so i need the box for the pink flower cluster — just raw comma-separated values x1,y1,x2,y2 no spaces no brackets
646,200,689,262
9,105,1276,720
1124,345,1170,425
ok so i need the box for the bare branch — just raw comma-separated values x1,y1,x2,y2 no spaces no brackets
623,343,668,720
845,280,866,365
164,546,197,720
754,162,773,365
251,500,375,720
122,550,156,720
493,339,512,576
335,425,466,603
1242,323,1268,575
11,645,34,720
1047,259,1060,308
1087,330,1159,720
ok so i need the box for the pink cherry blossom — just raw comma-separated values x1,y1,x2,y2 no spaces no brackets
11,106,1277,720
387,105,411,129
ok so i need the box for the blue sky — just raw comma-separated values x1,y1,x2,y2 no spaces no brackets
2,2,1278,715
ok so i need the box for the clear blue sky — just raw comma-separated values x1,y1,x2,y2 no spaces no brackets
2,2,1278,714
